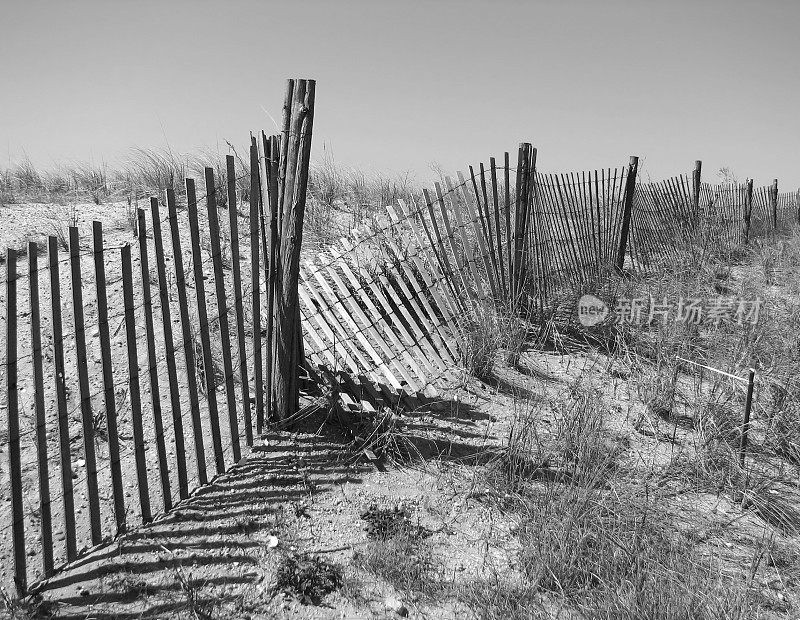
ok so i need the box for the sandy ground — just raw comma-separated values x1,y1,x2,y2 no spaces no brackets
8,346,796,619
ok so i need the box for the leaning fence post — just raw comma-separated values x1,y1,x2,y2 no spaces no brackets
273,78,315,420
739,369,755,469
615,156,639,273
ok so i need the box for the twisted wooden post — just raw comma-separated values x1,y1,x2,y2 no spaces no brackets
272,78,316,419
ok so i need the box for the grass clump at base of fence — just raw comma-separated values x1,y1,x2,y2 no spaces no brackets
459,302,530,381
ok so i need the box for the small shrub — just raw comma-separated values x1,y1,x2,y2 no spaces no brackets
360,504,425,541
353,532,440,599
274,552,342,605
354,503,439,599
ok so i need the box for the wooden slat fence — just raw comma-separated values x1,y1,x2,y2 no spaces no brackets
1,127,800,596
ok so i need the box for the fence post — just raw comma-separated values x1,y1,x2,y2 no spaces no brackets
262,133,280,425
48,237,77,561
204,167,241,462
692,160,702,213
121,244,152,524
5,248,26,594
186,178,225,474
771,178,778,230
740,369,755,468
797,188,800,225
92,222,126,535
69,226,102,545
137,208,172,512
166,188,207,486
615,156,639,273
249,142,265,436
273,78,315,420
29,242,54,576
225,155,253,447
149,200,189,500
744,179,754,244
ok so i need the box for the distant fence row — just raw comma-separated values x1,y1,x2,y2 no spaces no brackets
2,114,799,595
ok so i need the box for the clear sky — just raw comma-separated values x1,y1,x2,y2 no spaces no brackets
1,0,798,187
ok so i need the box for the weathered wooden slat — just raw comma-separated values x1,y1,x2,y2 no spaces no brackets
48,237,77,562
204,167,241,462
149,201,189,500
225,155,252,446
121,243,152,524
6,248,26,593
489,158,507,297
249,142,265,436
68,226,102,545
91,223,125,535
166,188,207,486
137,209,172,512
186,178,225,475
28,242,54,576
504,152,513,293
